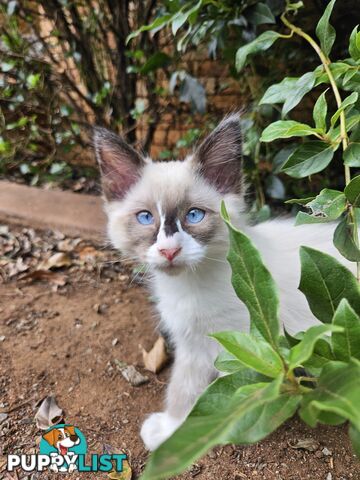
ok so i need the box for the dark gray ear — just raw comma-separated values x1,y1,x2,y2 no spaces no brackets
93,127,145,201
193,114,243,194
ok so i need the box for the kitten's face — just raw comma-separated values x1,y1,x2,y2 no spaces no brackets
95,115,243,274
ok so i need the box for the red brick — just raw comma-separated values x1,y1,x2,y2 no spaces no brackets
167,129,182,145
153,128,168,145
211,94,241,110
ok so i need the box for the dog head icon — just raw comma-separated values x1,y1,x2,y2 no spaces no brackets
42,425,80,455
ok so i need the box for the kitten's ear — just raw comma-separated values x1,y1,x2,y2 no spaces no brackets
193,114,243,194
93,127,145,201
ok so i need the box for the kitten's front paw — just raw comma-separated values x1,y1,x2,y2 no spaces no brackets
140,412,182,451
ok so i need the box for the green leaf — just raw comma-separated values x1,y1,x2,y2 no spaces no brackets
6,116,30,130
295,212,330,226
332,299,360,361
225,394,300,444
344,142,360,167
330,92,358,127
333,215,360,262
26,73,41,89
288,324,343,370
179,73,206,114
315,62,352,86
246,2,275,25
284,328,302,347
281,141,334,178
266,175,285,200
299,246,360,323
260,121,321,142
7,0,17,15
299,359,360,429
282,72,317,116
344,124,360,167
303,338,335,371
260,77,298,105
285,196,316,205
0,136,11,154
1,61,15,72
214,350,244,373
301,189,346,222
141,377,283,480
19,164,31,175
235,31,282,72
140,52,171,74
344,175,360,206
250,204,271,224
313,90,328,131
328,112,360,143
283,333,334,376
221,203,280,349
259,72,316,116
349,424,360,459
343,69,358,86
212,332,284,378
349,25,360,62
126,14,173,43
315,0,336,57
305,189,345,218
191,369,269,417
171,1,202,35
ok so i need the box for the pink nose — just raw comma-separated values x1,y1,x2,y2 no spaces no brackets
159,247,182,262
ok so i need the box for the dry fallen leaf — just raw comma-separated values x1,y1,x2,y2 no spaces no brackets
103,445,132,480
0,413,8,423
289,438,319,452
7,257,30,277
19,270,67,286
38,252,72,270
142,336,169,373
77,245,102,262
0,456,7,471
108,458,132,480
57,238,81,252
114,360,149,387
35,395,63,430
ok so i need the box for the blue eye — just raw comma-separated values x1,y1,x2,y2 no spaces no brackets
136,211,154,225
186,208,205,224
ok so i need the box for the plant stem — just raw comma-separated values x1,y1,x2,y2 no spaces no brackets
281,13,360,281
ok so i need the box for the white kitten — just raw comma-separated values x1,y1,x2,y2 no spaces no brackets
94,115,354,451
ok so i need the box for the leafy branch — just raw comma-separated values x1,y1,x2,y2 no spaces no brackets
280,0,360,279
250,1,360,280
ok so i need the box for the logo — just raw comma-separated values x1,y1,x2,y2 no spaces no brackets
7,424,127,474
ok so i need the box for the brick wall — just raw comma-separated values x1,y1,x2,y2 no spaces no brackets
64,47,250,166
138,47,250,159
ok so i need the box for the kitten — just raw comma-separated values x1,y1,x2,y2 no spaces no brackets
94,114,354,451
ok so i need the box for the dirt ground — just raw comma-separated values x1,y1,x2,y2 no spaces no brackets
0,224,359,480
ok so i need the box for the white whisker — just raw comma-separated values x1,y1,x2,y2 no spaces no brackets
203,255,227,264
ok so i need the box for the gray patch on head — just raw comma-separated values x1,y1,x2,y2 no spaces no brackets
164,210,179,237
182,213,220,245
126,213,159,252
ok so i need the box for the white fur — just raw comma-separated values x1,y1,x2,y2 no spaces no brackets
141,412,183,451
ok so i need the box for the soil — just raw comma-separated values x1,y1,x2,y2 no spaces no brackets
0,224,359,480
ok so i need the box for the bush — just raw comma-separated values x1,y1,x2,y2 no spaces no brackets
0,0,164,184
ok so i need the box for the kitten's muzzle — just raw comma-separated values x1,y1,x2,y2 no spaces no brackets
158,247,182,262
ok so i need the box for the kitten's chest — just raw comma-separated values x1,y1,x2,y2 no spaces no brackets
152,266,249,336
